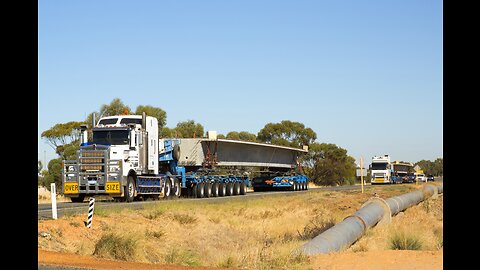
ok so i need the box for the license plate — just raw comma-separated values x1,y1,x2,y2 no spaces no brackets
106,182,121,193
64,183,78,194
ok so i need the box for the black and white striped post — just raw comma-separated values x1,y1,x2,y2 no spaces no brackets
86,197,95,228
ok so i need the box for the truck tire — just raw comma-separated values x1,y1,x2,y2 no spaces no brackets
172,177,181,198
226,182,234,196
125,175,136,202
218,183,226,197
240,182,247,195
190,184,197,198
158,177,167,199
204,182,212,198
70,195,85,203
233,182,240,195
173,144,181,160
253,186,263,192
211,182,219,197
196,183,205,198
164,178,172,198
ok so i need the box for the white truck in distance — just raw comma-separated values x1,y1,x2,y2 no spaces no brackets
370,155,392,184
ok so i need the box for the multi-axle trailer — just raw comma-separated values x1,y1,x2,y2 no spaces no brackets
62,113,309,202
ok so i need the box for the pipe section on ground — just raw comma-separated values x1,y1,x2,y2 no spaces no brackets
298,184,443,255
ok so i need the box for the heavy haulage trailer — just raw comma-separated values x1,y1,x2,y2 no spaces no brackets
251,174,309,192
62,113,308,202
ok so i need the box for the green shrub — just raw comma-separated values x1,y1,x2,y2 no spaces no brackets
93,232,138,260
164,248,201,266
298,214,336,240
142,209,165,220
145,229,164,239
218,256,236,268
172,213,197,225
389,231,423,250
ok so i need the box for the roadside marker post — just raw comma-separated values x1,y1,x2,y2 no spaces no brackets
86,197,95,228
360,157,364,193
50,183,57,220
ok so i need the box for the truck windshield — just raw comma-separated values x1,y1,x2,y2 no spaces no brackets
371,163,388,170
92,130,129,145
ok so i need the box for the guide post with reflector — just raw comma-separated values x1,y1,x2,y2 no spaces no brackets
86,197,95,228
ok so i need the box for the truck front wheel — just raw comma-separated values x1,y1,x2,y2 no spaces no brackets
70,194,85,203
125,175,136,202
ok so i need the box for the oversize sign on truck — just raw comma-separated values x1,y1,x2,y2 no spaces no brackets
64,183,78,194
106,182,121,193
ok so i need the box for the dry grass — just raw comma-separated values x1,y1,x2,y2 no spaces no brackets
38,186,71,203
38,184,442,269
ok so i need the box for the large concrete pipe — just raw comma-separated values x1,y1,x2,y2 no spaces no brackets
298,184,443,255
385,185,436,215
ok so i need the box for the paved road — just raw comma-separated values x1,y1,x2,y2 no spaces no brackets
38,184,372,220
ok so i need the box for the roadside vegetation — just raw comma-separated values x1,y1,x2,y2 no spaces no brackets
38,184,443,269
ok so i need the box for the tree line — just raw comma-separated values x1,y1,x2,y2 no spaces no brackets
414,158,443,176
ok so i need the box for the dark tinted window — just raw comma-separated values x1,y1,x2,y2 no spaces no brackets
371,163,388,170
120,118,142,125
92,130,129,145
98,118,118,125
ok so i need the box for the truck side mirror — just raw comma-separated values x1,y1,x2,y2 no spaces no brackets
128,124,136,149
130,131,136,149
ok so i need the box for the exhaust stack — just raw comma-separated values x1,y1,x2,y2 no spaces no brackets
92,112,96,128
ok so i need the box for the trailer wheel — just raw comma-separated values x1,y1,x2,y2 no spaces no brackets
196,183,205,198
204,182,212,198
226,182,234,196
218,183,226,197
125,175,136,202
190,184,197,198
211,182,219,197
172,177,181,198
240,182,247,195
233,182,240,195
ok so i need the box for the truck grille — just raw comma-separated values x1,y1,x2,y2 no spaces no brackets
79,151,106,172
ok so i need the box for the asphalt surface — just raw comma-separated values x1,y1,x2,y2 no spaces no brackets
38,184,369,220
38,265,91,270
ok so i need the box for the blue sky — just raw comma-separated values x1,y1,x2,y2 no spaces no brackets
38,0,443,169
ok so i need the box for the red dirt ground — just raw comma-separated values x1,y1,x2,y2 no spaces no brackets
39,248,442,270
